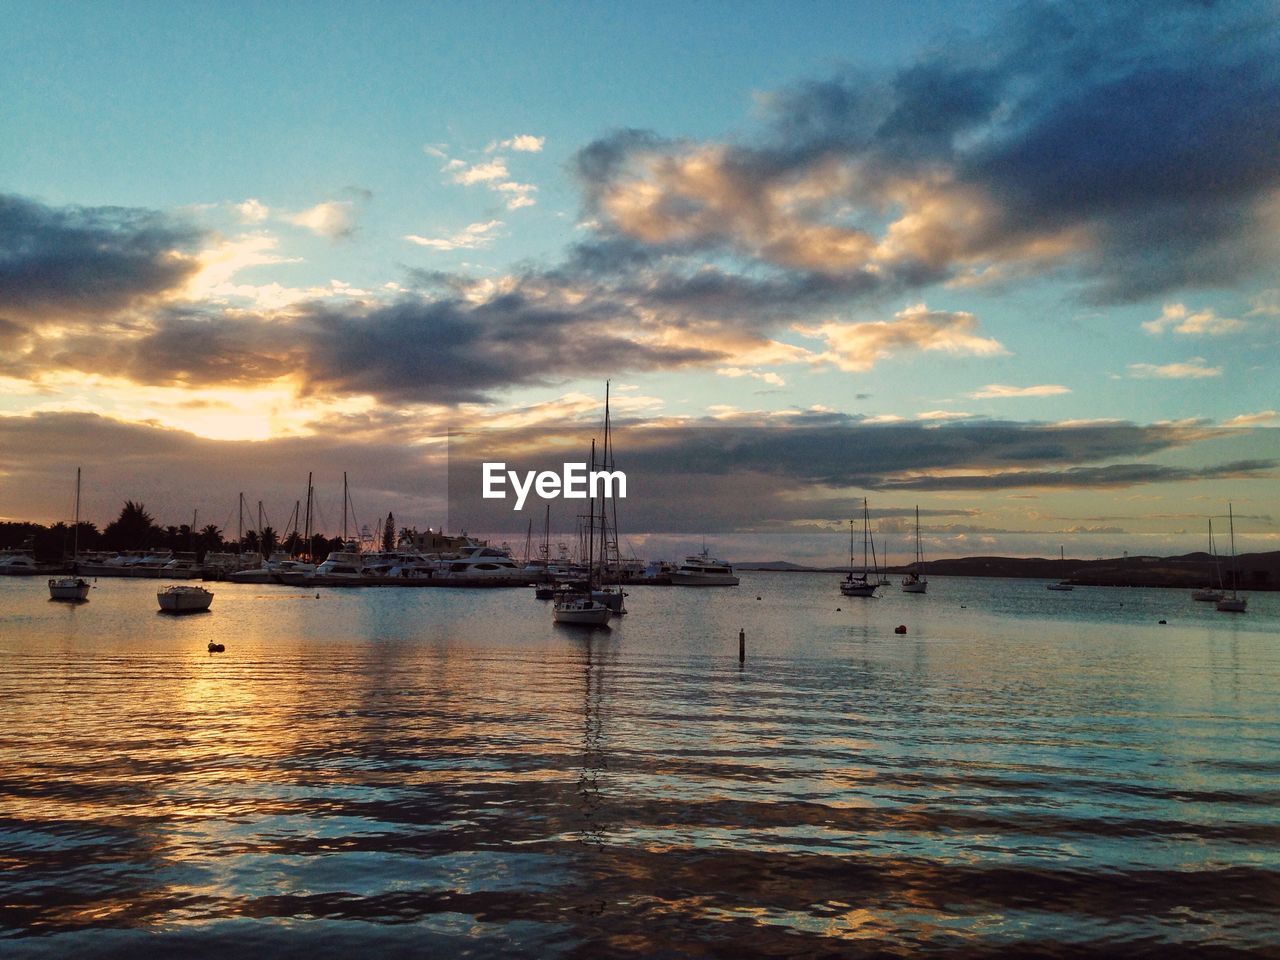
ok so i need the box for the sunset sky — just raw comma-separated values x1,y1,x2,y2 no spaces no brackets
1,0,1277,563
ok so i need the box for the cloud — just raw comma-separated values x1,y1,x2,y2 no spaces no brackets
235,198,270,223
487,135,545,153
450,158,510,186
799,303,1007,372
1127,358,1222,379
716,367,786,386
282,200,358,239
405,220,503,251
0,193,203,319
1142,302,1245,336
1224,410,1279,427
969,383,1071,399
571,2,1280,304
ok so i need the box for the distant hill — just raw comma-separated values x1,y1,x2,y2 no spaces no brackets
737,551,1280,590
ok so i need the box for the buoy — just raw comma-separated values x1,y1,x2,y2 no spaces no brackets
1158,619,1166,625
894,625,907,635
756,596,762,600
208,642,225,653
836,607,841,611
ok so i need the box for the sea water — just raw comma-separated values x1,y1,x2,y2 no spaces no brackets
1,573,1278,957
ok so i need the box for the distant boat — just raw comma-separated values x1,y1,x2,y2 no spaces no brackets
901,505,928,594
670,550,740,586
158,584,214,613
554,438,611,626
1047,545,1074,591
841,500,879,597
49,468,89,600
48,577,90,601
1216,504,1247,613
1191,518,1225,602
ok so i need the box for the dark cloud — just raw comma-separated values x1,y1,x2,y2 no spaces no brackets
0,194,203,319
572,0,1280,304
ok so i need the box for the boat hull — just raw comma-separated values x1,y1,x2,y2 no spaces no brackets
48,577,90,601
157,587,214,613
1191,589,1224,602
1046,583,1074,591
1216,597,1247,612
901,580,928,594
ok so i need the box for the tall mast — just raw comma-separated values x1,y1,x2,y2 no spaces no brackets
588,439,596,589
343,471,348,542
73,467,81,561
237,492,244,554
257,500,264,555
303,472,313,554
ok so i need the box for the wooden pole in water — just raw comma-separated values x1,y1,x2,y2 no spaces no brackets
739,628,745,663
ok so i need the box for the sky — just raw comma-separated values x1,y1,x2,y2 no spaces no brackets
1,0,1277,564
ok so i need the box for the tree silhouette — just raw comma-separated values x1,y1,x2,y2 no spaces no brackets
260,526,279,556
200,524,223,551
103,501,160,551
382,512,395,552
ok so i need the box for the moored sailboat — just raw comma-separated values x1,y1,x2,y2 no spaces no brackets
901,505,928,594
1216,503,1247,613
841,500,879,597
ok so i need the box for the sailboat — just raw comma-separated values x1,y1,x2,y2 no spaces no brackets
1191,517,1225,602
49,467,91,601
1216,503,1247,613
901,505,928,594
840,499,879,597
1046,545,1074,590
554,438,611,626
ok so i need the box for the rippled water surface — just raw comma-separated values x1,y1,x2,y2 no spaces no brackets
3,573,1279,957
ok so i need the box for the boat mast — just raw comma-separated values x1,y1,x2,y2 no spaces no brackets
343,472,348,543
1228,503,1238,598
237,492,245,554
587,439,596,591
73,467,81,562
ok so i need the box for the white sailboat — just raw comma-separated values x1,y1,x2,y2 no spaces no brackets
1191,517,1225,602
901,505,928,594
841,500,879,597
1046,545,1074,590
554,437,611,626
157,584,214,613
1216,503,1247,613
49,467,91,601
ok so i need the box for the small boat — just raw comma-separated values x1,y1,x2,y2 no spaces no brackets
901,505,928,594
158,584,214,613
553,591,612,625
841,500,879,597
1047,545,1074,590
48,577,91,601
1216,504,1247,613
1191,518,1225,602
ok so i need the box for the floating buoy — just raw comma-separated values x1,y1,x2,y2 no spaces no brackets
836,607,842,612
1158,619,1167,625
208,642,225,653
756,596,762,600
894,625,907,635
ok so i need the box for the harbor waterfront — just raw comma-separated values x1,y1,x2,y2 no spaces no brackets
2,573,1278,957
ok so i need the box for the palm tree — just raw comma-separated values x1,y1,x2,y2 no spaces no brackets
103,500,159,551
260,526,279,557
382,512,395,552
200,524,224,550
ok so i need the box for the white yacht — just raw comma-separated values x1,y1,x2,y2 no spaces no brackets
437,543,527,581
228,552,316,583
670,550,739,586
0,550,40,575
161,552,204,578
314,549,368,579
553,592,612,625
